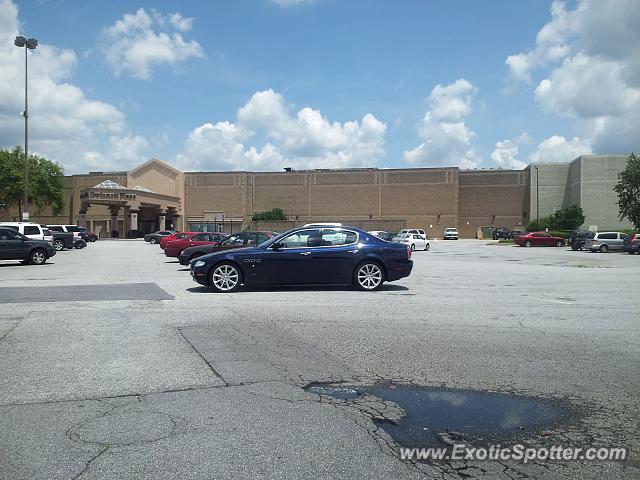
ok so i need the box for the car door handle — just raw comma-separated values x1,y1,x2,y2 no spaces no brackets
348,249,358,254
299,252,312,256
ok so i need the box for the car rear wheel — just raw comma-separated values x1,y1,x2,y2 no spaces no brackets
555,240,564,247
579,242,586,251
53,240,64,251
425,243,430,251
524,240,532,247
410,244,415,251
354,262,384,291
599,244,608,253
150,238,157,244
29,249,47,265
209,263,242,293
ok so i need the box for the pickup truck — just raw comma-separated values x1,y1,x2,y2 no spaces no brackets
51,231,77,251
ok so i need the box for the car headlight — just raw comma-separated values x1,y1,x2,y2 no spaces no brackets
194,260,205,268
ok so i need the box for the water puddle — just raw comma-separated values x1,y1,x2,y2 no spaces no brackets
306,383,572,448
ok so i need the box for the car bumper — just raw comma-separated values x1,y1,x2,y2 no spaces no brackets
387,260,413,281
190,263,208,286
443,235,458,239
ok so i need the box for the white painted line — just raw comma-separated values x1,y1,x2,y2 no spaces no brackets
525,296,574,305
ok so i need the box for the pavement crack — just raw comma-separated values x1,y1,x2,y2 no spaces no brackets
177,327,229,386
71,446,109,480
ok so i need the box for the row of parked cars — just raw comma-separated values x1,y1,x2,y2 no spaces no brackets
366,227,460,251
147,223,414,293
512,228,639,253
0,221,98,265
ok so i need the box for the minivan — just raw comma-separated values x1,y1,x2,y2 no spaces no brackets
585,232,628,253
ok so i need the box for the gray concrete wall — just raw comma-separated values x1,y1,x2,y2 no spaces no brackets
577,155,631,230
529,163,570,221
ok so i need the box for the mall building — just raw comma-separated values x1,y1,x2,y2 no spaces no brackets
1,154,631,238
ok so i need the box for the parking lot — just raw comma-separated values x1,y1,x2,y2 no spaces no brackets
0,239,638,479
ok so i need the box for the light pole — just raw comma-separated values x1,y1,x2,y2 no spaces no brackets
533,165,539,226
14,35,38,222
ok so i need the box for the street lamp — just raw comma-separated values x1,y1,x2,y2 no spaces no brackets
14,35,38,222
533,165,539,226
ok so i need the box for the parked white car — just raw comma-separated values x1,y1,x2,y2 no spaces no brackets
0,222,46,240
392,233,430,251
443,227,459,240
400,228,426,236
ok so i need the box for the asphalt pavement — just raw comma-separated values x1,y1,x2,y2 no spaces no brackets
0,239,638,479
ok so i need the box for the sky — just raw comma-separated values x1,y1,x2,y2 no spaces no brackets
0,0,638,174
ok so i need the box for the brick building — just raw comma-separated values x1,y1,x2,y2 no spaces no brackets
0,155,630,238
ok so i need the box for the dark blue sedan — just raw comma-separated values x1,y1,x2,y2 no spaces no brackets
190,224,413,292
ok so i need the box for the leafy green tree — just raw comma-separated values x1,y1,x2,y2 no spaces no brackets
614,153,640,230
252,208,286,221
552,204,585,230
526,204,584,231
0,146,65,218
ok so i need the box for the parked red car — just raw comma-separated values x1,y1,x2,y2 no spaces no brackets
515,231,565,247
159,232,194,250
164,232,227,257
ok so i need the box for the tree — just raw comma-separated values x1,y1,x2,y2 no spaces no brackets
0,146,65,218
552,204,585,230
614,153,640,231
252,208,286,221
526,204,584,231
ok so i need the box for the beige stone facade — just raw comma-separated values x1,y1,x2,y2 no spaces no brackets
0,155,627,238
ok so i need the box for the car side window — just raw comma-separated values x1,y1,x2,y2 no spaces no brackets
318,229,357,246
192,234,207,242
0,229,22,240
24,226,41,235
256,234,270,244
49,226,63,232
279,229,321,248
223,234,247,246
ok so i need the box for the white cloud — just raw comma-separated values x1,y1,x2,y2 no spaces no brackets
506,0,640,154
0,0,135,174
529,135,592,163
491,140,527,170
404,79,480,168
177,89,387,171
100,8,203,80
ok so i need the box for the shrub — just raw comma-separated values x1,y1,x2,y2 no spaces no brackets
251,208,286,221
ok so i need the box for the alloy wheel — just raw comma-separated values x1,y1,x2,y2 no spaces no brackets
53,240,64,251
211,264,240,292
30,250,46,265
357,263,383,290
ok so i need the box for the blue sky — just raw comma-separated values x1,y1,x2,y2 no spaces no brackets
0,0,638,173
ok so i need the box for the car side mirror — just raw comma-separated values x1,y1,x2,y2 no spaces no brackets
271,241,285,250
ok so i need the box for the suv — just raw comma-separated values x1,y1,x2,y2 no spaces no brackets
443,227,459,240
0,226,56,264
569,230,592,251
493,227,511,240
0,222,46,240
624,233,640,254
47,225,87,249
585,232,628,253
399,228,426,236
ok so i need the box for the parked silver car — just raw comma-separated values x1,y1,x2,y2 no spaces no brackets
585,232,628,253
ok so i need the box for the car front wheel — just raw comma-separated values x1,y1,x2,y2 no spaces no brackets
29,249,47,265
53,240,64,251
524,240,532,247
425,243,430,251
555,240,564,247
150,238,157,244
410,244,415,252
209,263,242,293
599,244,608,253
354,262,384,291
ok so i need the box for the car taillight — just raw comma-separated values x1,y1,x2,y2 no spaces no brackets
407,246,412,259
